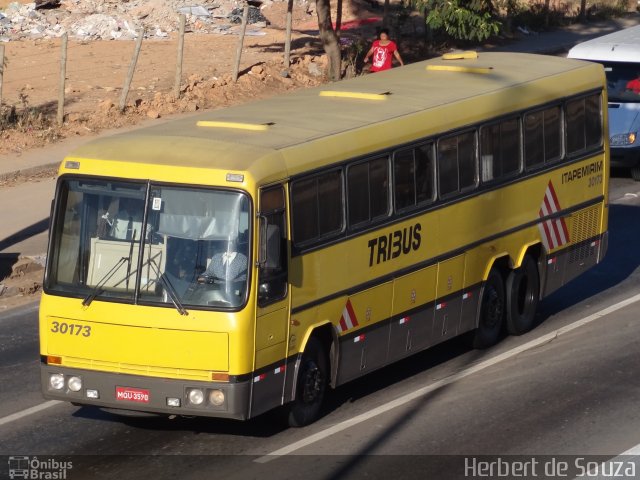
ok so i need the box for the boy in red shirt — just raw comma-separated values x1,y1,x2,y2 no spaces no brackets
364,29,404,72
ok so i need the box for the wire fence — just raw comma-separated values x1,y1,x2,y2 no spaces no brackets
0,13,295,125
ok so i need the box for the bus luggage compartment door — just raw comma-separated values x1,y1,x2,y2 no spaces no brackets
336,282,393,385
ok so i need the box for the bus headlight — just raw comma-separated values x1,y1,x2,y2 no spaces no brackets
209,389,225,407
610,132,637,146
67,376,82,392
49,374,65,390
187,388,204,405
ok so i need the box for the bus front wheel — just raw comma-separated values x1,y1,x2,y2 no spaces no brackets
472,270,505,349
506,254,540,335
287,337,328,427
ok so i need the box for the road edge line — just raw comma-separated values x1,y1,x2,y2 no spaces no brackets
255,292,640,463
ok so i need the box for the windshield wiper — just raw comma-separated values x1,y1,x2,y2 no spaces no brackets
82,256,130,307
146,256,189,316
82,250,188,316
83,232,139,307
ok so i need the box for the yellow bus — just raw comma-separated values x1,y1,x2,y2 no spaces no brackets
40,52,608,426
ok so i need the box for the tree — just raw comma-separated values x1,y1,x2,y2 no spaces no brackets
315,0,342,81
416,0,501,42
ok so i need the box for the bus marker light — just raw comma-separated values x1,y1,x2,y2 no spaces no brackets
463,292,472,300
274,365,285,375
436,302,446,310
167,397,181,407
86,389,99,399
353,334,365,343
211,373,229,382
253,374,266,383
426,65,493,74
64,161,80,169
188,389,204,405
49,374,64,390
47,355,62,365
226,173,244,183
442,51,478,60
197,121,270,131
67,376,82,392
399,317,409,325
209,390,225,407
319,91,389,101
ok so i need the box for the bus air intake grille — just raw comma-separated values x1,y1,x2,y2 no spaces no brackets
569,205,599,264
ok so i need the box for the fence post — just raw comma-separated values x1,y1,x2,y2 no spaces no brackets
232,3,249,82
284,0,293,69
0,45,4,107
173,14,186,100
119,29,144,112
57,33,68,126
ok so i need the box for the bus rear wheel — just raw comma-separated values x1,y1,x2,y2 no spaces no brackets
287,337,328,427
506,254,540,335
472,270,505,349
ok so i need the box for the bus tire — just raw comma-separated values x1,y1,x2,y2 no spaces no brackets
472,270,505,349
287,337,328,427
632,167,640,182
506,254,540,335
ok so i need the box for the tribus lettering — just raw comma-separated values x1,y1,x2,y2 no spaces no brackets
368,223,422,266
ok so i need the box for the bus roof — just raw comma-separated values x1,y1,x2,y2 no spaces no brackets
65,52,604,187
567,25,640,62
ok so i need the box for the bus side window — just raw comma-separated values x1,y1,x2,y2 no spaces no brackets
291,170,343,246
438,131,477,197
524,105,562,169
258,186,288,305
480,117,521,183
393,143,435,212
566,93,602,155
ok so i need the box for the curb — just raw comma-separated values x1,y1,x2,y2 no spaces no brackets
0,162,60,185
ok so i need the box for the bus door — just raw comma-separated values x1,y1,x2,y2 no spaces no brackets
433,254,466,343
251,185,290,418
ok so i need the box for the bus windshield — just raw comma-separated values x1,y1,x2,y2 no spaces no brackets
603,62,640,103
46,179,251,310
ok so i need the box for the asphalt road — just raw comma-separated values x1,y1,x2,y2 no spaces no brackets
1,174,640,480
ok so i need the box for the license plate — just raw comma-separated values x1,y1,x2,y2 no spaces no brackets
115,386,150,403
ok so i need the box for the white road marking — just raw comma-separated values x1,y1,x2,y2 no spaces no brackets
621,444,640,456
0,400,63,427
576,444,640,479
255,292,640,463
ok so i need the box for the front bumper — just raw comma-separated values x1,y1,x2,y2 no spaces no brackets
41,364,251,420
610,145,640,169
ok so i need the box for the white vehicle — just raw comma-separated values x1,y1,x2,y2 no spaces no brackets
568,26,640,179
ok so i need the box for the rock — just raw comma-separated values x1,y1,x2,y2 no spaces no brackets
146,109,160,119
307,62,322,77
65,112,82,122
98,100,115,112
35,0,61,9
10,257,44,277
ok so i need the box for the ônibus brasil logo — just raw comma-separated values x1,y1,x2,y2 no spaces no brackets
8,456,72,479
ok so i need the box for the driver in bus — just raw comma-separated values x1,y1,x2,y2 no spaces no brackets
199,232,249,286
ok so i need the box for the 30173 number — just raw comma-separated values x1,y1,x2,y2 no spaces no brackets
51,321,91,337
